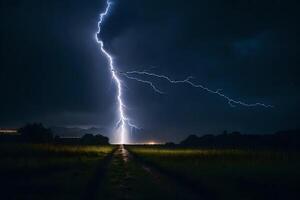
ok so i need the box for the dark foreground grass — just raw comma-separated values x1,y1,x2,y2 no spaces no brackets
1,144,299,200
0,144,115,200
127,146,300,200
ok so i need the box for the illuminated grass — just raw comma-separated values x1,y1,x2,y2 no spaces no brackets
0,144,116,200
127,146,300,200
0,144,114,156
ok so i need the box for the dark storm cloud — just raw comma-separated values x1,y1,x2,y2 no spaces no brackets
104,0,300,142
1,0,300,142
0,0,116,127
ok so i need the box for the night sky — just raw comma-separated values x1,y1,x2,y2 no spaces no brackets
1,0,300,143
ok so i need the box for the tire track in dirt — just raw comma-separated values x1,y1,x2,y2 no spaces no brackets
89,145,211,199
81,147,116,200
121,145,204,200
126,146,215,200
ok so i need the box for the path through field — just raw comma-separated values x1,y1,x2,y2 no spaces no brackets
94,145,202,200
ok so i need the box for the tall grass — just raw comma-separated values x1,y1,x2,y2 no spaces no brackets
0,144,116,200
0,144,114,156
127,146,300,200
0,144,115,170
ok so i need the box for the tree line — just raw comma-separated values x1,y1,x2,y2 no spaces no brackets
0,123,109,145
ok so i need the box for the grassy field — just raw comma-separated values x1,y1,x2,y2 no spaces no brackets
127,145,300,200
0,144,115,200
1,144,299,200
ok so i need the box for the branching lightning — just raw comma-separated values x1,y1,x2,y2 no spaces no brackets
122,73,164,94
118,70,273,108
95,0,272,143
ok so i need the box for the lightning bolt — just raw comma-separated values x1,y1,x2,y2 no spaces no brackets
118,70,273,108
95,0,136,144
95,0,272,143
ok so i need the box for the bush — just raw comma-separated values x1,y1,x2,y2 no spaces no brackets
19,123,53,143
80,133,109,145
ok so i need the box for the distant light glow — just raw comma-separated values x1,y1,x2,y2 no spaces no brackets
147,141,157,145
0,129,18,135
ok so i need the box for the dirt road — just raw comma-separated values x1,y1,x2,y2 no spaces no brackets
89,145,203,200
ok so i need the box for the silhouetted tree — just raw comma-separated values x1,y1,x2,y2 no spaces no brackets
80,133,109,145
19,123,53,143
165,142,175,147
180,130,300,149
